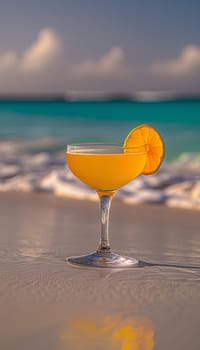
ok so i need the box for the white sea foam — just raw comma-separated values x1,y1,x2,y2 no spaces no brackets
0,139,200,211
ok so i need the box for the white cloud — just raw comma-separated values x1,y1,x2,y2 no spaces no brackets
0,28,61,74
20,28,61,72
151,45,200,76
74,46,125,76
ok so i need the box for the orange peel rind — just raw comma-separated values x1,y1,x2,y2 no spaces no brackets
123,124,165,175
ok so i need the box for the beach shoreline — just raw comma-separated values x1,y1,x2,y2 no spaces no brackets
0,136,200,211
1,190,200,220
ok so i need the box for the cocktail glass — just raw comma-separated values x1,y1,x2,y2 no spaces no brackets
66,142,147,268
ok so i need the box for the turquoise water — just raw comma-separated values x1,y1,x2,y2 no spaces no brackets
0,100,200,161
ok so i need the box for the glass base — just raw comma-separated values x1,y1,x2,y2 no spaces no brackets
67,251,139,268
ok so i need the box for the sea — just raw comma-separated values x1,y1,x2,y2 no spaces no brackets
0,99,200,210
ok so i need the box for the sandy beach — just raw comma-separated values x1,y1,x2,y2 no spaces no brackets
0,192,200,349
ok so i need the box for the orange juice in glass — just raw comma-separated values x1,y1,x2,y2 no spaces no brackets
66,125,164,268
67,144,147,191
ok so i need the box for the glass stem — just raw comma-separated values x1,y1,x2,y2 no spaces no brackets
97,191,114,253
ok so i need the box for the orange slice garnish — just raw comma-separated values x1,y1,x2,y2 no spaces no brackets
123,124,165,175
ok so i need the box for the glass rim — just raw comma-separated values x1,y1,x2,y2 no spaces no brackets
66,142,147,154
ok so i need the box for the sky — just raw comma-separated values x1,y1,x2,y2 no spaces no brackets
0,0,200,94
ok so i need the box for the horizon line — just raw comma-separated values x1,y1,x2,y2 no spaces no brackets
0,92,200,103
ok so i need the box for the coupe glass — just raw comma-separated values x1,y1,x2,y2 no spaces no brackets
66,142,147,268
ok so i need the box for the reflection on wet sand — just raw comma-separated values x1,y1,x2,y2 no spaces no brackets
57,314,154,350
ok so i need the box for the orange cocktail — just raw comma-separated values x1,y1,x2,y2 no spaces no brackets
65,124,165,268
66,147,146,191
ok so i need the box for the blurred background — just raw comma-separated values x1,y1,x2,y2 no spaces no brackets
0,0,199,207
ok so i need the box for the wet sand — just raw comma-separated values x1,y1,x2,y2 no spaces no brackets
0,192,200,350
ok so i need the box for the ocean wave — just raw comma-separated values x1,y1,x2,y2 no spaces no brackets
0,139,200,211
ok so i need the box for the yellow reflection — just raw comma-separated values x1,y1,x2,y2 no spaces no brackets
57,314,154,350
